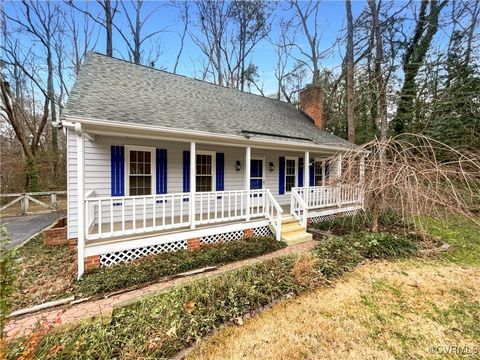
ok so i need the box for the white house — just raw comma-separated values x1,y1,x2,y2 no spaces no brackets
62,53,364,278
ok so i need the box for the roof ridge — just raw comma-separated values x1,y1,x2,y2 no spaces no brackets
86,52,297,108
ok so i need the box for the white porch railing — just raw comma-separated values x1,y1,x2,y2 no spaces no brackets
291,185,363,227
84,189,282,241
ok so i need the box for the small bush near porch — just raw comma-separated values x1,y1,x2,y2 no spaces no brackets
75,237,286,298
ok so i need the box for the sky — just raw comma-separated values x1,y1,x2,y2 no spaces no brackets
3,1,454,97
3,0,370,94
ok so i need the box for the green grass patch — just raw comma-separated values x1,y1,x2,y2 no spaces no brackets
421,216,480,266
7,232,420,359
74,237,286,298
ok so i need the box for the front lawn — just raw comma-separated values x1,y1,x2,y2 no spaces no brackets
6,231,422,359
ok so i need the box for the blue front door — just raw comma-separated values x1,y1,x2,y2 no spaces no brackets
250,159,263,189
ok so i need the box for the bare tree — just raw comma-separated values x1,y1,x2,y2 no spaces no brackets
289,0,322,85
3,1,65,177
345,0,355,143
116,0,166,65
339,135,480,231
67,0,118,57
173,1,190,74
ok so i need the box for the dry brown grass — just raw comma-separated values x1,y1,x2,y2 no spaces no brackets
189,260,480,360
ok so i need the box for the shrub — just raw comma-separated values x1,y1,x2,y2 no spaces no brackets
74,237,286,298
314,209,411,235
314,236,365,277
352,232,418,259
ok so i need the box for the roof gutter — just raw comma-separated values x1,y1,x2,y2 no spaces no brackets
63,115,361,153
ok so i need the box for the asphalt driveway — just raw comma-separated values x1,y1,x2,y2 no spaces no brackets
0,212,65,248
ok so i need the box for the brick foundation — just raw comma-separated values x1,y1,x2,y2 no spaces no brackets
69,238,78,252
243,228,254,238
43,217,68,246
84,255,100,270
43,227,68,246
187,238,201,251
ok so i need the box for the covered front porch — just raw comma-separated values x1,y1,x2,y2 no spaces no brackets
71,121,365,276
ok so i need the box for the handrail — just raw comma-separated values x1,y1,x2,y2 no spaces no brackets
266,189,283,240
291,188,308,228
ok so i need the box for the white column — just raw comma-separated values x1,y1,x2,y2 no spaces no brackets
322,161,326,186
304,151,309,188
245,146,251,221
359,154,365,183
75,124,85,279
190,141,196,229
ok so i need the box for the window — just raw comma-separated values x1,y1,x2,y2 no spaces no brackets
196,153,213,192
285,158,297,192
128,149,153,196
313,160,330,186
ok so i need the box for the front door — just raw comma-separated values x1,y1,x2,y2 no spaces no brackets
250,159,264,189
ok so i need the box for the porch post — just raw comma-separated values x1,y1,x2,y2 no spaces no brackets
75,123,85,279
245,146,251,221
322,160,326,186
190,141,196,229
304,151,309,187
359,154,365,183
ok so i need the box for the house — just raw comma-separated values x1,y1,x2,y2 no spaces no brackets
62,52,365,278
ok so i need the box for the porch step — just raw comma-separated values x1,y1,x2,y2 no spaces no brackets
279,216,313,245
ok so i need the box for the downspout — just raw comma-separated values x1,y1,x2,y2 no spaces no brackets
75,123,85,279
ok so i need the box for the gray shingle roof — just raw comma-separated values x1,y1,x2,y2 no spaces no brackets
64,52,353,149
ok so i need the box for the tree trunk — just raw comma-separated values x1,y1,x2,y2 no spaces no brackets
392,0,446,135
105,0,113,57
345,0,355,143
368,0,387,141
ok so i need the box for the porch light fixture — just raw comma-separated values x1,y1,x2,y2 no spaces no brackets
235,160,241,171
269,162,274,171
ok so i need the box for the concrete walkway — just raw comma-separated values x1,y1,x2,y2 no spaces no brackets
5,240,317,340
0,212,65,248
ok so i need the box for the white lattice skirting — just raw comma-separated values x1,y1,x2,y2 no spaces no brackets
200,230,244,245
253,226,274,237
309,210,359,224
100,240,187,267
99,225,275,267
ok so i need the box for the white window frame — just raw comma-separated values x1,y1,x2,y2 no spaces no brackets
250,156,266,189
125,145,156,196
195,150,216,192
284,156,298,193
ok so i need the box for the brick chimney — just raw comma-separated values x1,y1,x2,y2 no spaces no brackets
299,85,324,129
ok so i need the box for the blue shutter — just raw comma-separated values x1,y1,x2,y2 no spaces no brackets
183,151,190,192
156,149,167,194
309,161,314,186
298,158,304,187
279,157,285,195
216,153,224,191
111,145,125,196
325,161,330,180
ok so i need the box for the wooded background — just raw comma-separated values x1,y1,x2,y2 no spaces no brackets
1,0,479,193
